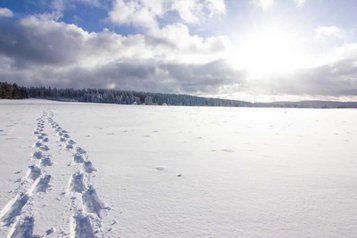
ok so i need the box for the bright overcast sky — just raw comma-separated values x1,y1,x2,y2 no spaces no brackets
0,0,357,101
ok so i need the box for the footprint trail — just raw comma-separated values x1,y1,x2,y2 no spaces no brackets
0,111,110,237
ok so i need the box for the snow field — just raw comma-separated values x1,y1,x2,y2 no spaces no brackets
1,99,357,237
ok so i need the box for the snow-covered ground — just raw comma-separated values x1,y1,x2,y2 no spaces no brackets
0,99,357,237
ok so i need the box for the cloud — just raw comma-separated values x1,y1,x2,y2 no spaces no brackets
293,0,306,7
29,59,245,94
50,0,103,12
109,0,162,29
109,0,226,29
0,15,230,66
0,16,89,67
250,0,307,10
246,55,357,99
1,7,357,101
0,7,14,17
315,26,346,40
145,23,231,63
0,15,240,95
163,60,245,93
249,0,275,11
172,0,226,24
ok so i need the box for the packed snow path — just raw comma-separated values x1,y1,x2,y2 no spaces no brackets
0,111,109,237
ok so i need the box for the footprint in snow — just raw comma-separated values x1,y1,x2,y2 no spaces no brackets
73,153,85,163
32,175,51,193
83,161,96,173
33,141,42,148
72,212,95,238
39,145,49,151
69,173,86,193
40,157,53,167
68,139,76,145
76,147,86,154
46,227,55,235
8,216,35,238
66,144,74,150
32,151,43,159
82,186,107,217
27,165,42,180
0,193,29,227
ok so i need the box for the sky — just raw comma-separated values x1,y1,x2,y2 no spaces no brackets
0,0,357,102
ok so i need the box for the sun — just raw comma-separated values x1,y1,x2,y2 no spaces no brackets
229,26,309,78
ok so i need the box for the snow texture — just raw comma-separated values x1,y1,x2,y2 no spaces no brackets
0,193,29,227
26,165,41,181
8,216,34,238
1,99,357,237
82,186,106,217
72,212,95,238
69,173,86,193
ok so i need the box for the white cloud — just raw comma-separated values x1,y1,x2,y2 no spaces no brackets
0,7,14,17
315,26,346,40
109,0,163,29
294,0,306,7
146,23,231,63
206,0,226,16
109,0,226,29
249,0,307,10
172,0,226,24
249,0,275,11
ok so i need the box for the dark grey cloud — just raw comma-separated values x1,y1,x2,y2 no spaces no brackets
0,58,245,95
164,60,246,93
0,18,84,67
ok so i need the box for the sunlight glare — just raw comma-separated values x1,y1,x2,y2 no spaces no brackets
229,26,310,78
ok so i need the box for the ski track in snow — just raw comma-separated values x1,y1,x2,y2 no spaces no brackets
0,111,109,237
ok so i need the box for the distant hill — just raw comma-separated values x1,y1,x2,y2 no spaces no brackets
254,101,357,108
1,81,356,108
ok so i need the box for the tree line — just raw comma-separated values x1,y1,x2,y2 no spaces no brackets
3,81,356,108
0,82,28,99
0,81,251,107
